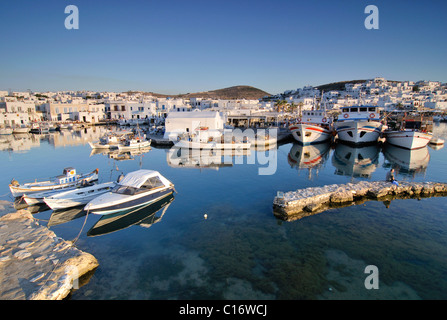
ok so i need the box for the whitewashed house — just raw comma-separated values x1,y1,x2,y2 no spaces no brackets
164,111,226,140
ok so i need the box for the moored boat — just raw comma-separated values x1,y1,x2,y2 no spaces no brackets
84,169,175,215
384,115,433,150
9,167,99,198
334,106,382,145
289,110,333,144
44,181,116,210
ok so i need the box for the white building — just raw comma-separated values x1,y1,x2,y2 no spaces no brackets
164,111,225,140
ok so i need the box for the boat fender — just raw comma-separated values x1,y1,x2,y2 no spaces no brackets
95,168,99,174
117,173,125,182
10,179,19,186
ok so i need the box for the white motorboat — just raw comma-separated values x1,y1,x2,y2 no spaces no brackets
384,116,433,150
334,106,382,145
0,126,13,135
89,131,132,149
44,181,116,210
22,186,79,206
9,167,99,198
289,110,333,144
84,170,175,215
117,137,151,151
12,125,30,134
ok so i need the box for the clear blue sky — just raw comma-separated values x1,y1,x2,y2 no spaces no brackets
1,0,446,94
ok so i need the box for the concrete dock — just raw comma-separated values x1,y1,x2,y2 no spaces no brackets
0,201,98,300
273,181,447,221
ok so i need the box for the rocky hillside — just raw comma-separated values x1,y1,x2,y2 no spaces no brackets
143,85,270,100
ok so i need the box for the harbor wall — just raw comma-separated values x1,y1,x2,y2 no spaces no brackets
273,181,447,221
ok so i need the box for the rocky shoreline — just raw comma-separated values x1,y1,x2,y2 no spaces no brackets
273,181,447,221
0,201,98,300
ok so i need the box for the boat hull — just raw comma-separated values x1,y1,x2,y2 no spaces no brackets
9,170,99,198
117,140,151,151
335,120,382,145
86,187,174,215
44,182,115,210
385,130,432,149
289,123,332,144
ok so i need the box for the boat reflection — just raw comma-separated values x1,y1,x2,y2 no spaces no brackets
90,146,152,160
48,206,88,227
87,192,174,237
166,146,251,170
382,143,430,177
287,142,331,180
332,142,380,178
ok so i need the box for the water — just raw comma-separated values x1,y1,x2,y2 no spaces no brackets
1,124,447,300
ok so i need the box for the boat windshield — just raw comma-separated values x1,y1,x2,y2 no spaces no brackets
112,176,165,195
112,185,138,195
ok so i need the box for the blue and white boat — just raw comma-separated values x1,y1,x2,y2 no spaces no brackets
84,170,175,215
334,106,383,145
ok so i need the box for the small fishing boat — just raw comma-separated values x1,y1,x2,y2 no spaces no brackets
12,125,30,134
22,186,79,206
44,181,116,210
289,110,333,144
0,126,13,135
384,115,433,150
9,167,99,198
84,169,175,215
117,136,151,150
334,106,383,145
88,131,132,149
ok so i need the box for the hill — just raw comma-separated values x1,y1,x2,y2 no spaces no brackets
142,85,270,100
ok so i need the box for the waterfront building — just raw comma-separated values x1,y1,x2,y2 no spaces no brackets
164,111,226,140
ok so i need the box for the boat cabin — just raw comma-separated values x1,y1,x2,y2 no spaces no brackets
300,110,331,124
55,167,77,184
339,106,380,121
111,170,171,195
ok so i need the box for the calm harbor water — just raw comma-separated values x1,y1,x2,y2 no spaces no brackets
1,124,447,300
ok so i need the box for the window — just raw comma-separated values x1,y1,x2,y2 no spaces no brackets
368,107,376,112
350,108,358,112
360,107,367,112
141,176,164,190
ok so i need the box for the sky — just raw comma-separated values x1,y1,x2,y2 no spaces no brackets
1,0,446,95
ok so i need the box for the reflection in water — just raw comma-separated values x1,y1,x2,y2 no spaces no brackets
332,142,380,178
87,192,174,237
48,206,88,227
90,147,152,161
382,143,430,178
287,142,331,180
166,146,251,170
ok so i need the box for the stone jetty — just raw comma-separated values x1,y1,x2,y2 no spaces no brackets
273,181,447,221
0,202,98,300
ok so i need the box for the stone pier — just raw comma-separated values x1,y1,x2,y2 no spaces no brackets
273,181,447,221
0,201,98,300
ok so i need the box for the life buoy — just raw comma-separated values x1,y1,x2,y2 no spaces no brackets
322,117,327,123
369,113,375,118
343,113,349,119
